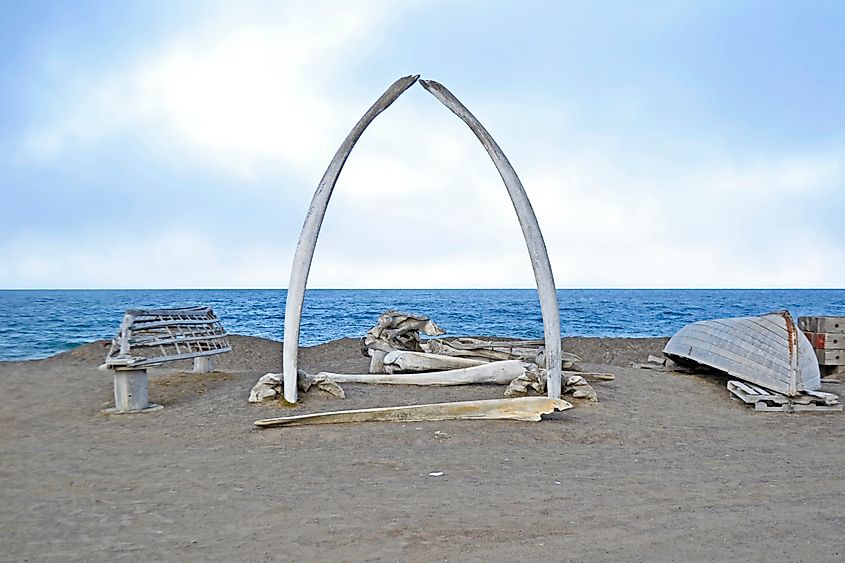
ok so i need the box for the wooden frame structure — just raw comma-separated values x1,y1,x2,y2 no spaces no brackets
103,307,231,413
105,307,231,369
282,75,561,403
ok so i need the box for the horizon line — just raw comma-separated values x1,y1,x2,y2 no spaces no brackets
1,287,843,291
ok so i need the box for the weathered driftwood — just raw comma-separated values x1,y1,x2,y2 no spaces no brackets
282,76,420,402
283,76,563,403
383,350,486,373
254,397,572,427
318,360,527,386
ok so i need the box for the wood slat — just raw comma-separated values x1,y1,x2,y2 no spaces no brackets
803,332,845,350
815,349,845,366
727,380,841,412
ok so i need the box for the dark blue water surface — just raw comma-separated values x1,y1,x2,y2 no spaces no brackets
0,289,843,361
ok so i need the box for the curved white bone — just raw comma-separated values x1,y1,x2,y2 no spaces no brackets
283,76,562,402
418,79,562,397
282,75,420,402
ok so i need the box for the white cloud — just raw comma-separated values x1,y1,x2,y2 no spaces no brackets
525,145,845,288
8,1,844,289
19,1,406,180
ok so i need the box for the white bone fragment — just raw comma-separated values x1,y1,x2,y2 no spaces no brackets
254,397,573,427
317,360,527,386
248,373,283,403
299,371,346,399
248,371,345,402
504,367,602,401
382,351,486,372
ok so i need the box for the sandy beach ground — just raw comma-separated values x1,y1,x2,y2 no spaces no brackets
1,335,843,562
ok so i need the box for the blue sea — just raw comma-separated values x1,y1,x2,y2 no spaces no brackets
0,289,843,362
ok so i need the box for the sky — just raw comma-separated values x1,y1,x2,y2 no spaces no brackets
1,0,843,289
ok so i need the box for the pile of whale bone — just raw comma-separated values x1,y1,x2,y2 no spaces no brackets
250,311,610,405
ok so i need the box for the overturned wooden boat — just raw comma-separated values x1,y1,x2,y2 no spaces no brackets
663,311,820,397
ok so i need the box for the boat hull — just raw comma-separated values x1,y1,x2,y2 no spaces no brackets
663,311,820,397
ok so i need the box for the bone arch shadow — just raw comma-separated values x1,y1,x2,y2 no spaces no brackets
282,75,561,402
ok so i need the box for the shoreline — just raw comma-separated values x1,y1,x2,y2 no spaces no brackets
1,334,672,370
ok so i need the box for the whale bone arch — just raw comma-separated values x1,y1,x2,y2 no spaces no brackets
282,75,561,402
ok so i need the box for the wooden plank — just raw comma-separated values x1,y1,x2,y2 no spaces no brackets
728,382,773,404
815,317,845,334
127,307,212,316
107,346,232,368
744,382,782,397
729,380,762,396
815,349,845,366
803,390,840,405
753,401,792,412
728,381,792,404
131,318,224,330
802,332,845,350
129,333,229,347
798,317,817,332
792,403,843,412
728,386,755,405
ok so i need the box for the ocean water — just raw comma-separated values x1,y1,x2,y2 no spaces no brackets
0,289,843,361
